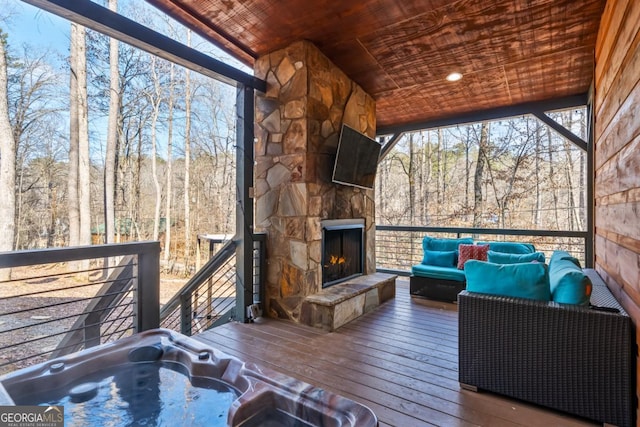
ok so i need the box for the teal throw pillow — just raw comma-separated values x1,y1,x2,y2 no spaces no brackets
422,250,457,267
465,260,550,301
422,236,473,252
548,257,592,305
487,251,545,264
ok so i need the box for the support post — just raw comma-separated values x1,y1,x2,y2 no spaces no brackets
235,84,255,323
585,87,595,268
136,241,160,331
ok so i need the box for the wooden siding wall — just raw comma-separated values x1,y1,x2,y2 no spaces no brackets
594,0,640,414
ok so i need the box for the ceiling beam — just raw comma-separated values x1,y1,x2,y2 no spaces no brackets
21,0,266,92
530,111,587,151
378,133,404,161
377,94,588,136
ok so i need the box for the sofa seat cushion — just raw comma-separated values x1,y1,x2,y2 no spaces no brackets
477,241,536,254
487,250,545,264
549,251,592,305
411,264,466,282
465,260,550,301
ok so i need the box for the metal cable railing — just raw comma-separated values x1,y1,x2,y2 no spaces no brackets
0,242,160,374
375,225,589,275
160,241,237,335
159,232,266,336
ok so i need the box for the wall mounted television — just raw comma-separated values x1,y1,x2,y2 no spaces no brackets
332,124,382,190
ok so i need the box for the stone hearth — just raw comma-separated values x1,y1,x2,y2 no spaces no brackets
301,273,396,331
254,40,381,327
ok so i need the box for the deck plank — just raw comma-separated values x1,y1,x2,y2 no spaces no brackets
195,279,597,426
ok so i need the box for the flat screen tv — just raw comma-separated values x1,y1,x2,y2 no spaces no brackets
332,124,381,190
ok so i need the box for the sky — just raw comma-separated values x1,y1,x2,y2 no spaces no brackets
3,0,250,72
2,0,249,163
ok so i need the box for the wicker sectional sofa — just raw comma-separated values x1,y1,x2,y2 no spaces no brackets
458,269,635,427
409,237,536,302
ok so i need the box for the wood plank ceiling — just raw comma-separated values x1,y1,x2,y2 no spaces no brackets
146,0,606,132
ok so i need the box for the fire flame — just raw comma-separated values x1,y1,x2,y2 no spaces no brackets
329,255,346,265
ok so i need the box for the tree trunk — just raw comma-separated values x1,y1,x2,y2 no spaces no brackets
68,23,81,249
163,63,175,264
546,127,560,228
472,122,489,227
534,120,542,227
0,38,16,281
183,29,192,270
149,57,162,242
408,133,415,224
436,129,442,204
77,25,91,250
104,0,119,246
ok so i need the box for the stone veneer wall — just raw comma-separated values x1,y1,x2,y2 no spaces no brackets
254,40,376,323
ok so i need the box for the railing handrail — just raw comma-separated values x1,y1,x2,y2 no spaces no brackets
375,225,587,238
159,238,237,321
0,241,160,268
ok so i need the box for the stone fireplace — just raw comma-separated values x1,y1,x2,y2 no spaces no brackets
253,40,378,324
321,219,364,288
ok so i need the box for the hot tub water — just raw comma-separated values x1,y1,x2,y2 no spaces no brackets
19,362,238,427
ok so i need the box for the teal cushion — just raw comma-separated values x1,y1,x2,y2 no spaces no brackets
422,236,473,252
550,250,580,268
487,251,545,264
548,256,592,305
422,250,457,267
465,260,550,301
411,264,466,282
477,241,535,254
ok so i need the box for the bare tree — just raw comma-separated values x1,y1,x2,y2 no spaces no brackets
68,23,81,248
77,24,91,249
472,122,489,227
104,0,119,246
183,30,193,269
163,62,175,264
0,34,15,280
147,55,162,241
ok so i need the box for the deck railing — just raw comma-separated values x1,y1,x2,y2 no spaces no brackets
159,232,266,336
375,225,589,275
0,242,160,374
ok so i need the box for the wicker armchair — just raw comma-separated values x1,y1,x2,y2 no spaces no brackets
458,269,635,427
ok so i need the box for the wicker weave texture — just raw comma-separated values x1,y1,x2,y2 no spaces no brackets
458,272,635,427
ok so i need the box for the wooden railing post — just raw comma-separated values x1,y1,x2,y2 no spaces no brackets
136,242,160,332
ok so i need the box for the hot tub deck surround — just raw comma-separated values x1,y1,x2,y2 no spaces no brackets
301,273,396,331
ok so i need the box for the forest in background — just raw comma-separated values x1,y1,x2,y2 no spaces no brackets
376,111,587,232
0,1,239,275
0,1,587,278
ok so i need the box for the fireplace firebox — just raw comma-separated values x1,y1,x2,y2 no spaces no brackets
321,219,365,288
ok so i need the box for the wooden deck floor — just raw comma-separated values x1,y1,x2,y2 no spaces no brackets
195,279,597,427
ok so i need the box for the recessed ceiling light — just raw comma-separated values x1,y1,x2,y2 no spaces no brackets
446,72,463,82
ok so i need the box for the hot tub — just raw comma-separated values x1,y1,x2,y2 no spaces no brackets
0,329,377,426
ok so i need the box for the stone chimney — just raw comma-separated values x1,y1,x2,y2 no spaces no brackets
254,40,376,323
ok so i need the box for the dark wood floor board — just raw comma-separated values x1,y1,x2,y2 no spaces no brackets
341,301,458,351
195,282,597,427
217,323,562,426
221,316,592,426
343,308,460,345
196,332,451,426
337,319,458,355
251,319,462,385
